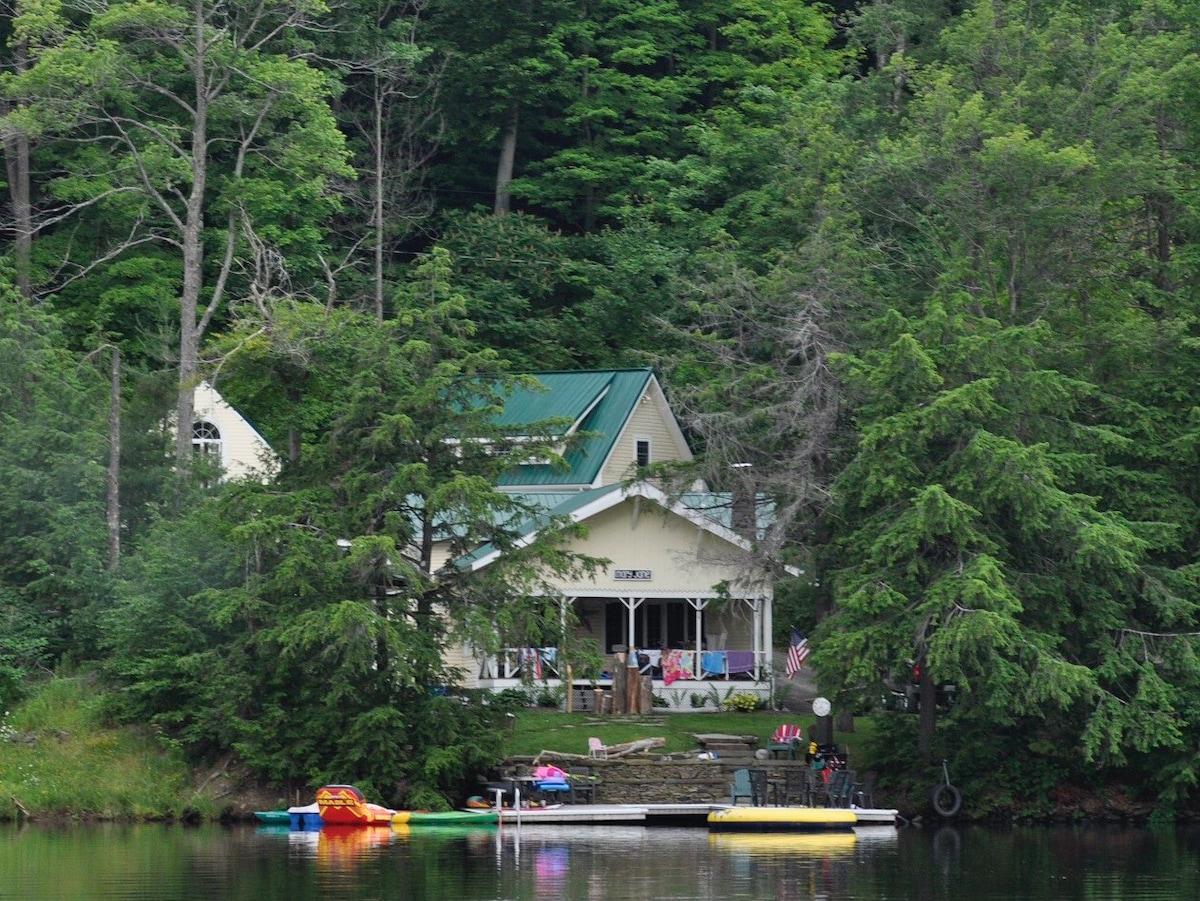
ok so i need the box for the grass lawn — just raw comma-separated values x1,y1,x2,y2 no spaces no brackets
501,709,871,761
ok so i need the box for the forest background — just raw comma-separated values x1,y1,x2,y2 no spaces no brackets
4,0,1200,818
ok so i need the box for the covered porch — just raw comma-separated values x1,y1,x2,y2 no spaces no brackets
472,591,774,710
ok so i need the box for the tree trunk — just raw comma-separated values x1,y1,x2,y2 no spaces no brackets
374,80,387,320
2,40,33,300
917,661,938,765
494,102,518,216
174,0,211,476
106,346,121,570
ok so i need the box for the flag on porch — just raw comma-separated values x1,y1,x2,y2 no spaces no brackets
786,630,809,678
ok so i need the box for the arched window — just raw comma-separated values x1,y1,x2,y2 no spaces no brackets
192,420,223,459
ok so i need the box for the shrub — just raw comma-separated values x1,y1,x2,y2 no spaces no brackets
724,693,763,712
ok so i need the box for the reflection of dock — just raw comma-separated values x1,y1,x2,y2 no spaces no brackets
496,803,898,828
498,804,651,825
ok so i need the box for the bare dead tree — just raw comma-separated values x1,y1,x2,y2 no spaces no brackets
659,265,846,574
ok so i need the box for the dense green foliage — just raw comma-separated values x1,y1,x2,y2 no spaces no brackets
5,0,1200,815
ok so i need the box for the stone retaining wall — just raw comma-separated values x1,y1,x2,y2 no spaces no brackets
500,757,814,805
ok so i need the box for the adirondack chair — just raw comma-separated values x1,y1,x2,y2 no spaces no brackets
730,768,755,805
588,737,608,759
822,769,856,808
767,724,803,759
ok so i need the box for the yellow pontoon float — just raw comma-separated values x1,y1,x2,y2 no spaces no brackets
707,806,857,833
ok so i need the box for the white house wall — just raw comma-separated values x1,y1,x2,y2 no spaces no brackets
192,382,279,482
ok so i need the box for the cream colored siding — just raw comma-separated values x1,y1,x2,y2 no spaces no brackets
540,500,757,597
444,642,478,682
600,401,688,486
430,544,450,572
430,496,759,596
192,383,278,482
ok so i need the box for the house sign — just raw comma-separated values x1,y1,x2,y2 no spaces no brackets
614,569,653,581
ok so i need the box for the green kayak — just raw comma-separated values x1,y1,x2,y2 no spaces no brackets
392,809,499,827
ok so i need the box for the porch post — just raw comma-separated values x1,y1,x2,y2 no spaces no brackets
761,594,773,707
751,597,762,680
624,597,645,651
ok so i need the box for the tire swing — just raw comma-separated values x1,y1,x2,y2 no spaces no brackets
930,759,962,818
931,782,962,818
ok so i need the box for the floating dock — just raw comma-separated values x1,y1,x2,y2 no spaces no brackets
495,803,898,828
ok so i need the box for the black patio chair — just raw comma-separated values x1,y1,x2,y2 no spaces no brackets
568,766,599,804
776,768,812,806
852,771,877,808
748,768,770,807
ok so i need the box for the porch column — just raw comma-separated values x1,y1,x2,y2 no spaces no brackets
623,597,645,650
691,597,707,678
751,596,763,680
761,594,773,704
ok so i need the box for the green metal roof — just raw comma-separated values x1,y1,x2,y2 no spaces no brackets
497,369,655,489
452,485,625,568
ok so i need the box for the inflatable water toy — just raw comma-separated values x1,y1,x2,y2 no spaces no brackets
316,785,395,826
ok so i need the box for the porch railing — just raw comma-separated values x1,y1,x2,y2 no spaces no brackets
479,647,760,681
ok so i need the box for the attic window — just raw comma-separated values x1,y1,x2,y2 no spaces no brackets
636,439,651,467
192,420,222,458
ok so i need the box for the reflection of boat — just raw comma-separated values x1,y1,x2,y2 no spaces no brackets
392,809,499,827
709,831,859,857
316,785,395,826
707,807,857,833
316,825,393,869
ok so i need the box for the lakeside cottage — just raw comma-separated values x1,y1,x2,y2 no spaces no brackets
433,369,783,710
202,368,785,710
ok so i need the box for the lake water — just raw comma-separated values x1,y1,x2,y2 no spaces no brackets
2,821,1197,899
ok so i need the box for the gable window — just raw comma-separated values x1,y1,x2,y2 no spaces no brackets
636,438,651,468
192,420,222,459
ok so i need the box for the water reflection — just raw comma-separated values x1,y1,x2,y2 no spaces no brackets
709,830,860,857
4,821,1200,900
315,825,392,871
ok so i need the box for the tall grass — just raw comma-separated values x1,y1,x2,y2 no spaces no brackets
0,677,218,821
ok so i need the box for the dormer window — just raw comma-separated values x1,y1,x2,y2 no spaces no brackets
192,420,222,459
636,439,651,468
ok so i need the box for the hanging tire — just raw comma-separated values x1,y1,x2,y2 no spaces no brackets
931,783,962,818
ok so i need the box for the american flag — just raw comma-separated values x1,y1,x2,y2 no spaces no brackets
786,630,810,678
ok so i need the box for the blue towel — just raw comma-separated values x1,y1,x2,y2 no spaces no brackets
701,651,727,675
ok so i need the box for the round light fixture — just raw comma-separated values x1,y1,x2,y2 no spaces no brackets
812,697,832,717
